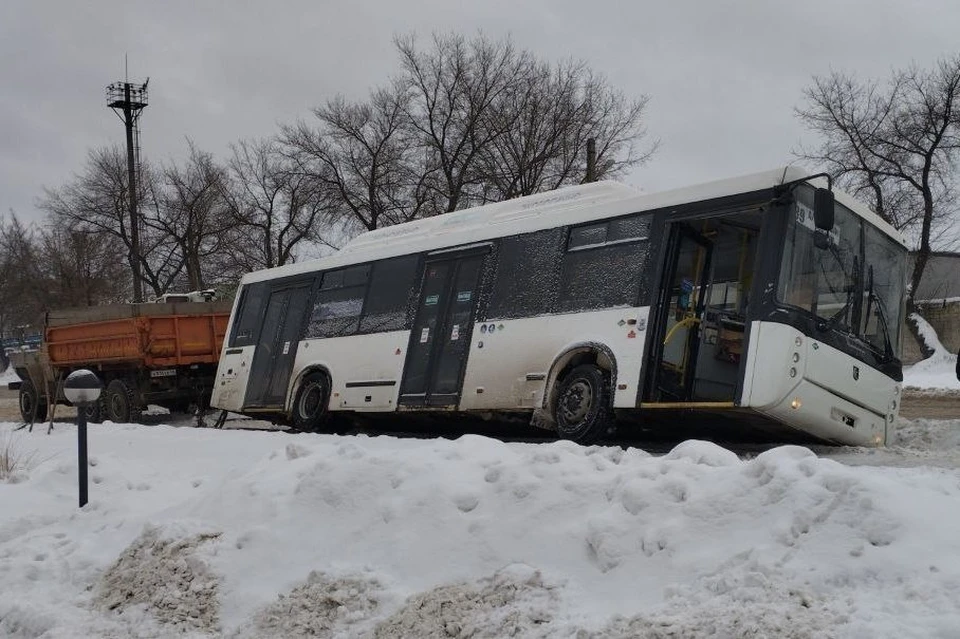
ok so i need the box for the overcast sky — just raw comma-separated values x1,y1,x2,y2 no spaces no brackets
3,0,960,224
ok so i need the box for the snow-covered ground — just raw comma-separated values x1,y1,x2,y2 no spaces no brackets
1,343,957,638
1,412,958,638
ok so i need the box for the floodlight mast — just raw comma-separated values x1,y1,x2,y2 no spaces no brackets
106,79,148,303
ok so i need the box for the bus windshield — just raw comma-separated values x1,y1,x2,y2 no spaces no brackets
777,186,907,361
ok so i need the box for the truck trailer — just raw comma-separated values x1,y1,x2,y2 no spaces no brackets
9,299,231,424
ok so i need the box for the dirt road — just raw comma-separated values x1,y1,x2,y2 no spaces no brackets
898,389,960,419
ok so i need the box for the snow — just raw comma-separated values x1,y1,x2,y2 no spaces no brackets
903,313,960,390
3,417,960,638
0,364,21,386
241,167,905,286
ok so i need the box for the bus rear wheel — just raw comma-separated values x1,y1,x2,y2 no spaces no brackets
554,364,613,444
292,372,330,433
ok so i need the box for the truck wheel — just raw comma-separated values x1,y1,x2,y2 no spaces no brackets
80,401,102,423
291,372,330,432
19,379,48,423
102,379,142,423
553,364,614,445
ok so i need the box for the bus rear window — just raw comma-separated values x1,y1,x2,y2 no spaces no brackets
230,282,269,347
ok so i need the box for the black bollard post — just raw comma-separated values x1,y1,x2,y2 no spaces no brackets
78,409,88,508
64,369,101,510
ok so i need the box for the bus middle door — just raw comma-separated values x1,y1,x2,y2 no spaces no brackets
399,251,485,408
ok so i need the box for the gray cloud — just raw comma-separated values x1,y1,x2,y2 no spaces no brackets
3,0,959,222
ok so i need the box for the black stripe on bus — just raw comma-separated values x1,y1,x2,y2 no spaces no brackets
344,380,397,388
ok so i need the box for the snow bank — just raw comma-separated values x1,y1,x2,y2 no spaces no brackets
903,313,959,390
0,364,20,385
94,524,222,634
2,423,960,638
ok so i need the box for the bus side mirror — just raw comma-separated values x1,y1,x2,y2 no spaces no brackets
814,187,835,231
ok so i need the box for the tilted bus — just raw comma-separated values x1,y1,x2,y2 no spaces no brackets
211,167,908,446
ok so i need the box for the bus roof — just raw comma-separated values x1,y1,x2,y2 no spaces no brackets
242,166,907,285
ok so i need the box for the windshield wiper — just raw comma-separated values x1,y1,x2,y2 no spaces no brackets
817,255,860,333
865,265,895,363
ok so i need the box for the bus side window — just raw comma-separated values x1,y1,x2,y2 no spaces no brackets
306,265,370,338
557,214,650,313
359,255,420,332
486,228,565,320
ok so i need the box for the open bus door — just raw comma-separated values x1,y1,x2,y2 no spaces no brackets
645,213,762,407
648,224,714,402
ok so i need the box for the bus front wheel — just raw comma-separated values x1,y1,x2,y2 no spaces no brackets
554,364,614,444
292,372,330,433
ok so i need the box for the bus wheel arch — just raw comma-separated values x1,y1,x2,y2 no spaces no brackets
542,344,617,443
290,367,332,432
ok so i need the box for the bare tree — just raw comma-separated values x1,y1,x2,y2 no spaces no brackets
39,146,183,298
475,59,657,201
396,32,529,213
0,212,127,342
796,55,960,354
282,82,430,231
223,137,336,271
153,142,233,290
38,224,129,307
0,213,45,332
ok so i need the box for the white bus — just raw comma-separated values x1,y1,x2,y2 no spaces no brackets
211,167,908,446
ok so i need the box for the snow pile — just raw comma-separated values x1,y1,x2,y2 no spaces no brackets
94,525,222,634
0,364,20,385
890,417,960,451
238,570,387,639
2,422,960,637
372,565,557,639
904,313,959,389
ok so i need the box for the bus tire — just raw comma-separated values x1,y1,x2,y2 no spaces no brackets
19,379,47,423
553,364,613,444
291,372,330,433
102,379,142,423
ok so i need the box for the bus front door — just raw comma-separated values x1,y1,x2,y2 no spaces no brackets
399,253,485,408
650,225,713,402
244,281,313,409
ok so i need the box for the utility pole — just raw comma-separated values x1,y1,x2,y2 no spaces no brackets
585,137,597,183
106,74,149,303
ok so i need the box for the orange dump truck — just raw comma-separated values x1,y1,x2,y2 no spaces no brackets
10,300,232,423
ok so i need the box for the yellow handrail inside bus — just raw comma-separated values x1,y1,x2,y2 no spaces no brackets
663,314,700,346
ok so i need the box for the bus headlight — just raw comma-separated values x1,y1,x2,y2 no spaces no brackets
790,398,802,410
